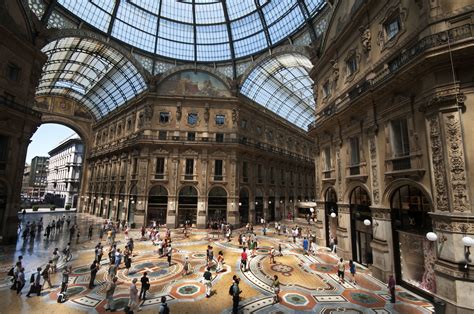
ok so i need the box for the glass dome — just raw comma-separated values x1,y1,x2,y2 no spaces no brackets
56,0,325,62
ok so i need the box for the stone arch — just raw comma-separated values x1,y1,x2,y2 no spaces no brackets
40,28,151,81
155,64,232,91
39,114,92,147
207,184,229,196
382,179,433,209
238,45,310,85
148,184,169,196
320,183,337,200
343,181,371,204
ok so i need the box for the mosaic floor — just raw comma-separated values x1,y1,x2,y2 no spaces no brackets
0,213,434,313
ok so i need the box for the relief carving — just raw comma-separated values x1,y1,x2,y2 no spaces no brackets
336,146,342,201
176,102,182,122
369,136,380,204
330,59,339,83
144,104,153,121
204,103,210,123
444,113,469,212
359,27,371,53
428,116,448,211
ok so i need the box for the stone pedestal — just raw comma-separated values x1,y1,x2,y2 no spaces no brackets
197,210,207,229
335,204,351,259
370,207,393,283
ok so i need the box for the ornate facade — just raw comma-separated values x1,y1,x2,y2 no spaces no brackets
308,0,474,312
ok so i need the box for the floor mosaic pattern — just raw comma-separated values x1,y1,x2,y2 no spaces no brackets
0,213,434,313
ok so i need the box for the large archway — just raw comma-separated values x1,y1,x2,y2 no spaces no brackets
127,184,138,224
178,186,198,227
349,186,372,266
147,185,168,226
208,186,227,224
268,190,276,222
324,187,338,248
255,189,264,224
391,184,435,295
239,188,249,225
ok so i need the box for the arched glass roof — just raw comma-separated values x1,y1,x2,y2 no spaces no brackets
241,53,315,129
37,37,147,120
55,0,325,62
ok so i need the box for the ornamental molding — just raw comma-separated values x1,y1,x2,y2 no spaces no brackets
370,207,391,220
427,115,449,211
369,135,380,205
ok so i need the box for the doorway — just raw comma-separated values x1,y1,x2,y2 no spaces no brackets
239,188,249,225
147,185,168,226
350,186,373,266
208,187,227,224
324,187,338,247
178,186,198,227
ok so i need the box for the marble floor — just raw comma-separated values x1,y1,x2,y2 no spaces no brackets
0,213,434,313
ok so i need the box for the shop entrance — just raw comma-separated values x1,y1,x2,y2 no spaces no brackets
350,186,373,266
324,187,338,247
208,187,227,224
239,188,249,225
147,185,168,226
178,186,198,227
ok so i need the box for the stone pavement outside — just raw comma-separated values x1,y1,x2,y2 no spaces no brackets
0,213,434,313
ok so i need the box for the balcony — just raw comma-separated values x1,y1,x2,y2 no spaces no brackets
322,169,336,183
242,177,249,183
212,175,225,182
151,173,168,181
385,152,425,179
181,174,197,182
345,162,368,182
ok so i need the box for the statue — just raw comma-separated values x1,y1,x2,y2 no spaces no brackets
176,102,182,122
360,27,371,53
144,104,153,121
204,104,210,123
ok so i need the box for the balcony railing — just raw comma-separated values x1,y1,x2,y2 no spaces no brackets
385,152,424,179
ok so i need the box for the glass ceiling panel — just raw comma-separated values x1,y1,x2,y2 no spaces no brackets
241,53,315,130
55,0,326,62
36,37,147,120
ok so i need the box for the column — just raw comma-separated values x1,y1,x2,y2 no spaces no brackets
197,195,207,229
263,194,269,222
369,206,393,282
315,201,326,246
227,196,239,226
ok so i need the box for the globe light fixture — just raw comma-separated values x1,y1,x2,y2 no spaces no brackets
426,232,438,242
330,212,336,218
363,219,371,226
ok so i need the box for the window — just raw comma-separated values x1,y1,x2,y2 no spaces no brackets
0,135,8,171
214,160,223,181
346,55,358,76
390,119,410,157
132,158,138,175
185,159,194,179
215,115,225,125
7,63,20,81
267,130,273,140
215,133,224,142
187,132,196,141
322,81,331,98
240,119,247,129
158,130,167,140
349,137,360,165
270,167,274,184
242,161,248,182
187,113,198,125
155,157,165,179
127,119,132,130
385,16,401,41
4,92,15,104
280,169,285,184
257,164,263,184
159,112,170,123
256,126,262,134
324,147,331,171
290,171,294,185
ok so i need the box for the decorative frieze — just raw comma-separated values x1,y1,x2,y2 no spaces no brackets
444,112,469,212
369,136,380,204
336,146,343,201
428,116,449,211
371,207,391,221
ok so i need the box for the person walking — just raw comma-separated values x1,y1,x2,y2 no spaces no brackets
388,274,396,303
42,262,53,289
128,278,140,312
269,247,275,264
60,266,71,294
108,263,117,280
124,251,132,275
16,267,26,295
272,275,280,303
203,267,213,298
216,251,224,273
231,276,242,314
139,272,150,300
240,248,248,272
52,249,60,273
159,296,170,314
115,249,122,268
182,256,190,276
89,260,100,289
26,267,42,297
105,276,118,312
337,258,345,283
303,237,309,255
167,245,172,266
349,260,356,284
88,225,93,240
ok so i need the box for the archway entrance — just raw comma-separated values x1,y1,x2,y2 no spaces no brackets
239,188,249,225
0,182,6,230
117,184,125,221
350,186,373,266
127,184,137,224
178,186,198,227
391,185,435,294
324,187,338,247
208,187,227,224
147,185,168,226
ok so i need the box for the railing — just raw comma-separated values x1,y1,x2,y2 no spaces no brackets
349,165,360,176
392,156,411,171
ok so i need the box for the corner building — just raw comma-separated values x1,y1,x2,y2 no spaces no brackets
308,0,474,311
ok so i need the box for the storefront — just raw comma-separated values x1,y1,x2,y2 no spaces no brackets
208,186,227,223
349,186,373,266
178,186,198,227
324,187,338,247
147,185,168,226
239,188,249,225
391,185,435,295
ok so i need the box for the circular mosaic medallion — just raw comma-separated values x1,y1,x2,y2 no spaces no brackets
178,285,199,295
257,249,270,254
71,266,91,275
284,293,308,306
66,286,86,296
271,263,294,275
350,292,379,304
310,263,336,273
191,253,206,259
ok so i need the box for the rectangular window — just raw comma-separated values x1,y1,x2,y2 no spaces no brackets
290,171,294,185
155,157,165,179
322,81,331,98
390,119,410,157
185,158,194,179
215,133,224,142
240,119,247,129
159,112,170,123
214,159,223,181
385,16,401,40
270,167,274,184
158,130,167,140
132,158,138,175
7,63,20,81
215,115,225,125
257,164,263,184
242,161,248,182
187,132,196,141
324,147,331,171
346,55,358,76
280,169,285,185
350,137,360,165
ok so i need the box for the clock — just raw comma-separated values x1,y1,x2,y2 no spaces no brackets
188,113,198,125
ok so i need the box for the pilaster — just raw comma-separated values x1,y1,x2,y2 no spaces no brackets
370,206,393,283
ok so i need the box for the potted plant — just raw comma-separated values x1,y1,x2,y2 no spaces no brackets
32,205,39,212
50,205,56,211
65,205,71,210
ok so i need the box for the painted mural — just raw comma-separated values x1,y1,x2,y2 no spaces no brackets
158,71,231,97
